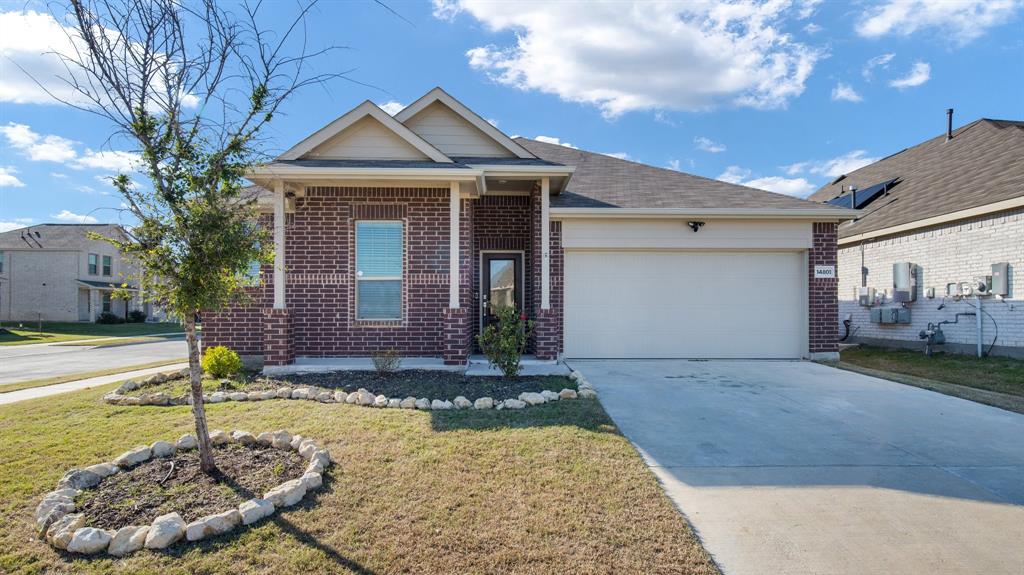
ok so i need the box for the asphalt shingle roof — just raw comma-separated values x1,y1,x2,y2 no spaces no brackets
515,138,841,210
807,119,1024,239
0,224,124,250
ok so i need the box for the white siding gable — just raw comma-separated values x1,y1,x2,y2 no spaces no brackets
301,116,430,161
403,102,513,158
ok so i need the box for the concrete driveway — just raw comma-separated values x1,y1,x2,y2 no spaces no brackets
573,360,1024,575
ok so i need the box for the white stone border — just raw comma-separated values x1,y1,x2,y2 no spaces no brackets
103,370,595,411
36,429,333,556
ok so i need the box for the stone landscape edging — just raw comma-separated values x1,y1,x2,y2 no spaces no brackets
36,429,333,556
103,369,597,411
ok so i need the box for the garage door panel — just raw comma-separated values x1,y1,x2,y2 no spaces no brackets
564,251,804,359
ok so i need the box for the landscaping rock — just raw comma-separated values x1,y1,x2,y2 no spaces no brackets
518,392,546,405
83,462,119,479
415,398,430,410
502,399,527,409
112,446,151,468
122,396,142,406
345,391,359,404
300,471,323,491
47,513,85,549
298,439,319,459
400,396,417,409
228,392,248,401
356,389,376,406
453,396,472,409
104,393,125,404
263,479,306,508
291,388,310,400
108,526,148,557
388,398,402,408
431,399,452,410
334,390,348,402
145,512,186,549
176,434,198,450
569,370,583,382
276,387,293,399
150,392,171,406
209,392,226,403
289,435,304,450
306,459,325,474
150,441,176,458
119,380,140,392
231,431,257,446
258,390,276,401
559,388,578,399
316,391,334,402
310,449,331,469
473,397,494,410
374,394,388,407
255,432,273,446
209,429,231,445
185,509,242,541
67,527,112,554
271,430,292,450
238,498,275,525
245,391,262,401
541,390,560,402
578,388,598,399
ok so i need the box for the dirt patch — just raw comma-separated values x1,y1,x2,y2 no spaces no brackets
77,444,306,529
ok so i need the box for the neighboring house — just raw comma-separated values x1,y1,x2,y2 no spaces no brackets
808,115,1023,358
203,87,854,368
0,223,147,322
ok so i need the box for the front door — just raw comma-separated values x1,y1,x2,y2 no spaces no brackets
481,252,523,332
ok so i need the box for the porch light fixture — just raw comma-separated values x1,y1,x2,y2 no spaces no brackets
687,221,705,232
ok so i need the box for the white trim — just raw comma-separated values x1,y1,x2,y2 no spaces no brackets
248,164,481,181
466,165,576,176
273,181,286,309
478,250,526,334
278,101,453,163
801,249,810,359
837,196,1024,245
541,177,551,310
551,207,859,220
354,220,404,321
395,87,535,159
449,181,460,308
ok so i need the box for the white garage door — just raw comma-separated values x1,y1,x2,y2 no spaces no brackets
564,251,805,358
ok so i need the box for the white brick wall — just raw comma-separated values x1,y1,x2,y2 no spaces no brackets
838,207,1024,355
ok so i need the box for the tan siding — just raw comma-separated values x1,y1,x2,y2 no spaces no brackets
404,102,513,158
303,116,430,160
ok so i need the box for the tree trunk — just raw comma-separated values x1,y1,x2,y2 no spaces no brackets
184,313,216,474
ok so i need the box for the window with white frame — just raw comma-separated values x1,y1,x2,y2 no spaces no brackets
355,220,403,320
88,253,98,275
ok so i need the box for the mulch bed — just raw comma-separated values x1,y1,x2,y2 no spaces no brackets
76,444,306,529
264,370,574,401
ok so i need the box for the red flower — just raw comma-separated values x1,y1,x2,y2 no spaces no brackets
519,313,527,321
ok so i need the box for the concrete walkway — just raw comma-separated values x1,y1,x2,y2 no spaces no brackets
0,362,189,405
574,359,1024,575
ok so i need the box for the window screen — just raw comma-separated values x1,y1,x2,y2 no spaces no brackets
355,221,402,319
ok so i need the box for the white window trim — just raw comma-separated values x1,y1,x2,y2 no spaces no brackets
88,253,99,276
354,219,404,321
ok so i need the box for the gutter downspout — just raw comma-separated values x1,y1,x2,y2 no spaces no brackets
976,295,983,357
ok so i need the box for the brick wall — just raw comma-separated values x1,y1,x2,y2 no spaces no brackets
837,208,1023,356
809,222,839,355
471,194,532,351
531,188,564,359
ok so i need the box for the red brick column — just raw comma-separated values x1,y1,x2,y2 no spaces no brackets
809,222,839,358
443,307,470,364
263,308,294,366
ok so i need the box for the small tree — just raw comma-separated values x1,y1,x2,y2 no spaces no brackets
47,0,340,474
476,306,534,377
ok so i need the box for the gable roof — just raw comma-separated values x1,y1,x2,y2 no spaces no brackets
0,223,125,250
278,101,452,163
395,87,535,159
808,118,1024,240
516,138,844,212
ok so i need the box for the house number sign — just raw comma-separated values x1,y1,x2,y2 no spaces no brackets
814,265,836,279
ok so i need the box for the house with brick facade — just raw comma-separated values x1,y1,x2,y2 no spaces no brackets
809,114,1023,358
203,88,855,369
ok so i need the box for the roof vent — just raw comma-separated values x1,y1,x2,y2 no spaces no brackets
946,108,954,142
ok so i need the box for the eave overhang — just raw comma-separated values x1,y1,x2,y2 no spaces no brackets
550,207,861,221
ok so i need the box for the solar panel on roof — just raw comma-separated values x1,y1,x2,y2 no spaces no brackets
825,178,899,209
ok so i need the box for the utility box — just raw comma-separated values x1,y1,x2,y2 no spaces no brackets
871,307,911,324
870,307,882,323
893,262,917,302
992,262,1009,296
858,287,875,307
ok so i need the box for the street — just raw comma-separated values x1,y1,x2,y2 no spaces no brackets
0,337,188,385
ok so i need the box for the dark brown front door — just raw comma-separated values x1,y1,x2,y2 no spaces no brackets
481,252,523,331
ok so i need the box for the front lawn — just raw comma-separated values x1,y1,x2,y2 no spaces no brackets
0,381,718,574
839,345,1024,396
0,322,184,346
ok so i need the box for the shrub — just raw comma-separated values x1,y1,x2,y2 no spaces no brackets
202,346,243,378
95,312,125,324
476,306,534,377
128,310,148,323
371,349,401,376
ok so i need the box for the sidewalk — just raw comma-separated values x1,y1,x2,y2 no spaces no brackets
0,362,189,406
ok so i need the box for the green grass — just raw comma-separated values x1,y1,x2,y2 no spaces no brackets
839,345,1024,396
0,322,183,346
0,359,187,394
0,383,718,575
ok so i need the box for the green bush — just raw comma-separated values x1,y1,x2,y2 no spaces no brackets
95,312,125,324
202,345,243,378
127,310,148,323
371,349,401,376
476,306,534,377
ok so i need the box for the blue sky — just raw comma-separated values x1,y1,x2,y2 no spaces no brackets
1,0,1022,231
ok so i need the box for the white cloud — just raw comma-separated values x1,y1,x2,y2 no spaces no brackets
52,209,98,223
803,22,823,34
666,159,681,171
694,136,726,153
889,62,931,89
1,122,140,171
0,166,25,187
716,165,814,197
856,0,1021,45
862,53,895,81
378,100,405,115
0,219,32,232
443,1,824,117
486,118,499,128
51,172,68,179
796,0,824,19
831,82,863,102
786,150,880,178
534,135,577,149
76,150,141,172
